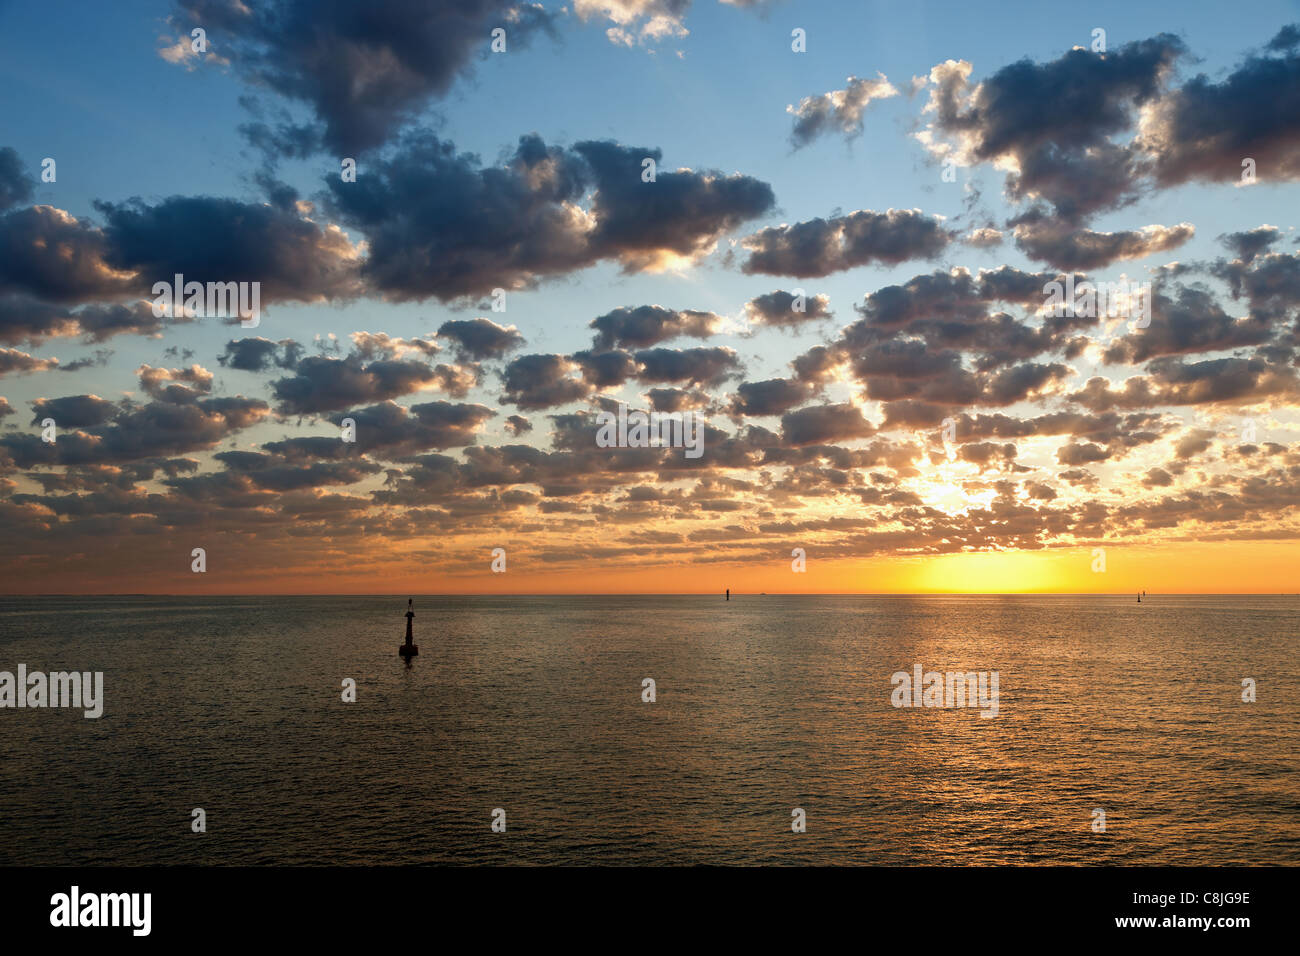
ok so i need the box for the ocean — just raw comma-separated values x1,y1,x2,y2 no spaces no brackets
1,594,1296,865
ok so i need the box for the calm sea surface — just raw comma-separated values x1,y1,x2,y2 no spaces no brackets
0,594,1296,865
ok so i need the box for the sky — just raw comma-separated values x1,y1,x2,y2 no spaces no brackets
1,0,1298,594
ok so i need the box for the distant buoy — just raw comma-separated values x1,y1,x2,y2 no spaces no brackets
399,598,419,659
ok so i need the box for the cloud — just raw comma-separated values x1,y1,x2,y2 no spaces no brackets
437,317,525,360
271,354,464,414
0,206,135,304
741,208,954,277
571,349,639,388
576,0,691,46
180,450,382,495
1012,218,1194,270
1174,427,1216,459
646,386,712,412
137,364,215,403
332,400,496,455
1,394,269,468
96,195,362,304
964,227,1004,248
918,36,1184,221
1219,226,1281,263
0,148,35,213
788,73,899,148
219,337,305,372
590,305,720,349
1102,284,1272,364
632,346,741,386
825,265,1093,374
30,394,118,428
168,0,559,153
0,348,58,377
1070,355,1300,410
500,353,592,410
744,290,833,329
1141,26,1300,187
730,378,817,417
325,132,774,300
504,414,532,435
781,402,876,446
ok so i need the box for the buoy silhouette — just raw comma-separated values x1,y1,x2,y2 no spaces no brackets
399,598,419,660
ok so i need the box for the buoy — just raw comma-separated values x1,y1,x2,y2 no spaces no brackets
399,598,419,659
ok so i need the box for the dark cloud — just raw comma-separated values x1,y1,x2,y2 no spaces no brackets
0,295,169,348
57,350,113,373
0,148,34,213
30,394,118,428
1026,481,1056,500
219,337,305,372
1174,428,1216,459
791,344,842,385
957,441,1018,468
843,266,1092,369
503,414,532,436
1102,284,1272,364
1070,355,1300,410
202,451,382,492
781,403,876,446
571,349,638,389
730,378,817,417
95,195,360,303
1,395,268,468
271,354,460,414
844,339,979,405
1012,217,1194,270
590,305,719,350
981,362,1071,405
744,290,833,329
1056,441,1111,465
646,386,712,412
741,208,954,278
436,317,525,360
1220,226,1281,264
0,348,57,376
1214,248,1300,328
0,206,133,304
325,132,774,301
323,400,495,455
788,74,899,148
576,139,776,272
1143,28,1300,187
169,0,558,153
500,353,591,410
1142,467,1174,488
67,302,171,343
921,36,1184,221
632,346,741,387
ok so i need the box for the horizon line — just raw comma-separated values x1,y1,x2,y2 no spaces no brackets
2,591,1296,598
